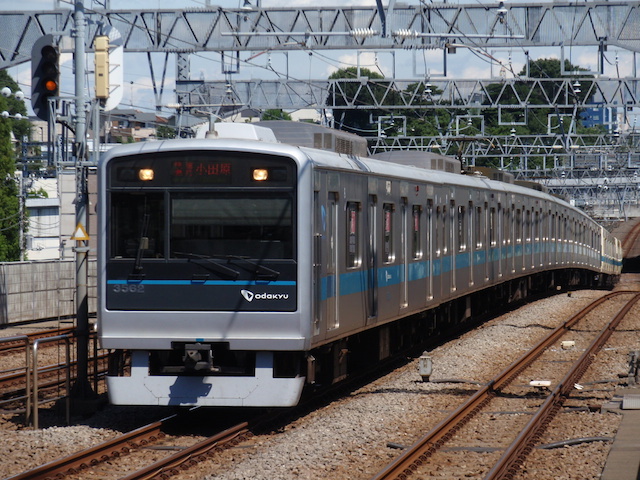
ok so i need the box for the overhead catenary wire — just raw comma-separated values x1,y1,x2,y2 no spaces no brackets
5,2,616,134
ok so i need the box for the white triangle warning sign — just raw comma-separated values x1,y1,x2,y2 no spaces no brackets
71,223,90,241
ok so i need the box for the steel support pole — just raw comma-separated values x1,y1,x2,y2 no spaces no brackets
70,0,95,404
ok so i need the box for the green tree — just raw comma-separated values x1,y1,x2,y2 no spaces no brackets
261,109,292,121
483,58,590,136
0,70,28,261
328,67,387,134
402,82,454,138
477,58,593,168
156,125,177,139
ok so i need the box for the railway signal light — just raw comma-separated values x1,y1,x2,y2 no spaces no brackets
31,34,59,122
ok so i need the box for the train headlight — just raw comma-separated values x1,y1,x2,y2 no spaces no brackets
252,168,268,181
138,168,154,181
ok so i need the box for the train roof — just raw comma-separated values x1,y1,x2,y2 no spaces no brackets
369,150,461,174
100,134,586,220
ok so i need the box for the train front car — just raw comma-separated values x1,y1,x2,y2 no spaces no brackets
97,139,312,407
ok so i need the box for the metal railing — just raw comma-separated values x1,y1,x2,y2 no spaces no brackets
28,334,72,429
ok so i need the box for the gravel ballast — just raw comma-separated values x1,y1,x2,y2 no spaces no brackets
1,283,638,479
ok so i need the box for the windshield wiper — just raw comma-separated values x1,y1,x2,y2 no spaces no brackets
224,255,280,280
129,213,150,281
173,252,240,280
175,252,281,280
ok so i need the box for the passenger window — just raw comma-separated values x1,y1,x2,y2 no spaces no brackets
346,202,361,268
475,206,483,249
489,207,497,247
383,203,394,263
457,205,466,252
412,205,422,259
435,206,441,257
503,206,509,245
441,206,448,255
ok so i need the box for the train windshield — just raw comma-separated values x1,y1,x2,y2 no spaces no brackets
170,193,293,259
110,192,165,259
107,150,297,262
109,192,294,260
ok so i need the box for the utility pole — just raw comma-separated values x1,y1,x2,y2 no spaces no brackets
70,0,96,406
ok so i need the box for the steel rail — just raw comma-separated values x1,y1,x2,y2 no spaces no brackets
621,221,640,257
119,422,250,480
6,416,250,480
0,327,75,355
4,414,182,480
0,354,109,412
0,353,109,391
371,291,633,480
485,292,640,480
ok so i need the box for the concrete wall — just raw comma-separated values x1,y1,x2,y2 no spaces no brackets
0,260,96,326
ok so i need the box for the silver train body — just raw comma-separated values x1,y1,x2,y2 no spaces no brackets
97,127,622,407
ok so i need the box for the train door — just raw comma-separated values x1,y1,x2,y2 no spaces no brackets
455,202,468,292
436,204,447,300
551,213,557,265
367,194,378,321
376,201,400,320
411,204,424,305
561,215,566,265
556,213,562,265
473,203,484,286
482,203,489,283
326,192,339,331
313,191,322,338
467,201,473,287
526,208,532,270
509,204,516,273
450,199,457,293
544,210,549,266
489,205,497,281
427,199,434,301
532,210,542,268
434,205,441,301
503,203,510,277
498,202,503,278
515,207,522,272
401,199,409,309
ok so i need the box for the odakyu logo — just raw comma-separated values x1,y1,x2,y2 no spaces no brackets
241,289,254,302
241,289,289,302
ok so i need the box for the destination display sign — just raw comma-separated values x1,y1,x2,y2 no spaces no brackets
171,159,233,184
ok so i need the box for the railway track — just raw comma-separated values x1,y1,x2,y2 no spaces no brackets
0,353,109,411
3,290,635,479
621,220,640,258
0,327,75,357
0,326,105,412
371,290,640,480
6,411,251,480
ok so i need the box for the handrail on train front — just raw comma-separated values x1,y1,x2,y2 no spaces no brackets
29,335,71,429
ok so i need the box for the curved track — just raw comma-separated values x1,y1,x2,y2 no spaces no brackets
372,291,640,480
621,220,640,259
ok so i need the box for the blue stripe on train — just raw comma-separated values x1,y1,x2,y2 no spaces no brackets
325,245,608,301
107,279,297,286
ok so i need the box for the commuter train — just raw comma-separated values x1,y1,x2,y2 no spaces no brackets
97,124,622,407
